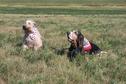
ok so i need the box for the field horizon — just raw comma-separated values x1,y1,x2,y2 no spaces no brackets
0,0,126,6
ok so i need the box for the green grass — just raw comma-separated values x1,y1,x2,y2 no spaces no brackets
0,7,126,15
0,0,126,6
0,14,126,84
0,0,126,84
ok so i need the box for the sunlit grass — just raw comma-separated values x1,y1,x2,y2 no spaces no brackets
0,0,126,6
0,14,126,84
0,6,126,15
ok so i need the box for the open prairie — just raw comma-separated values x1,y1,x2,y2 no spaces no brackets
0,0,126,84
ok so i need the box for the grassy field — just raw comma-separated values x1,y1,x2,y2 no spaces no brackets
0,6,126,15
0,0,126,6
0,0,126,84
0,0,126,15
0,14,126,84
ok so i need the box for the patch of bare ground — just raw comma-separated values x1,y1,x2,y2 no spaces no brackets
0,48,6,58
0,77,6,84
0,27,20,34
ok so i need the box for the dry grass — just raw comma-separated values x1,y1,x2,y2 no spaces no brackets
0,14,126,84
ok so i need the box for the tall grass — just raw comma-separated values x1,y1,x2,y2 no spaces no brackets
0,15,126,84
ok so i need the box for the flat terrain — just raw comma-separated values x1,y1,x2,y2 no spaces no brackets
0,0,126,6
0,0,125,15
0,0,126,84
0,14,126,84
